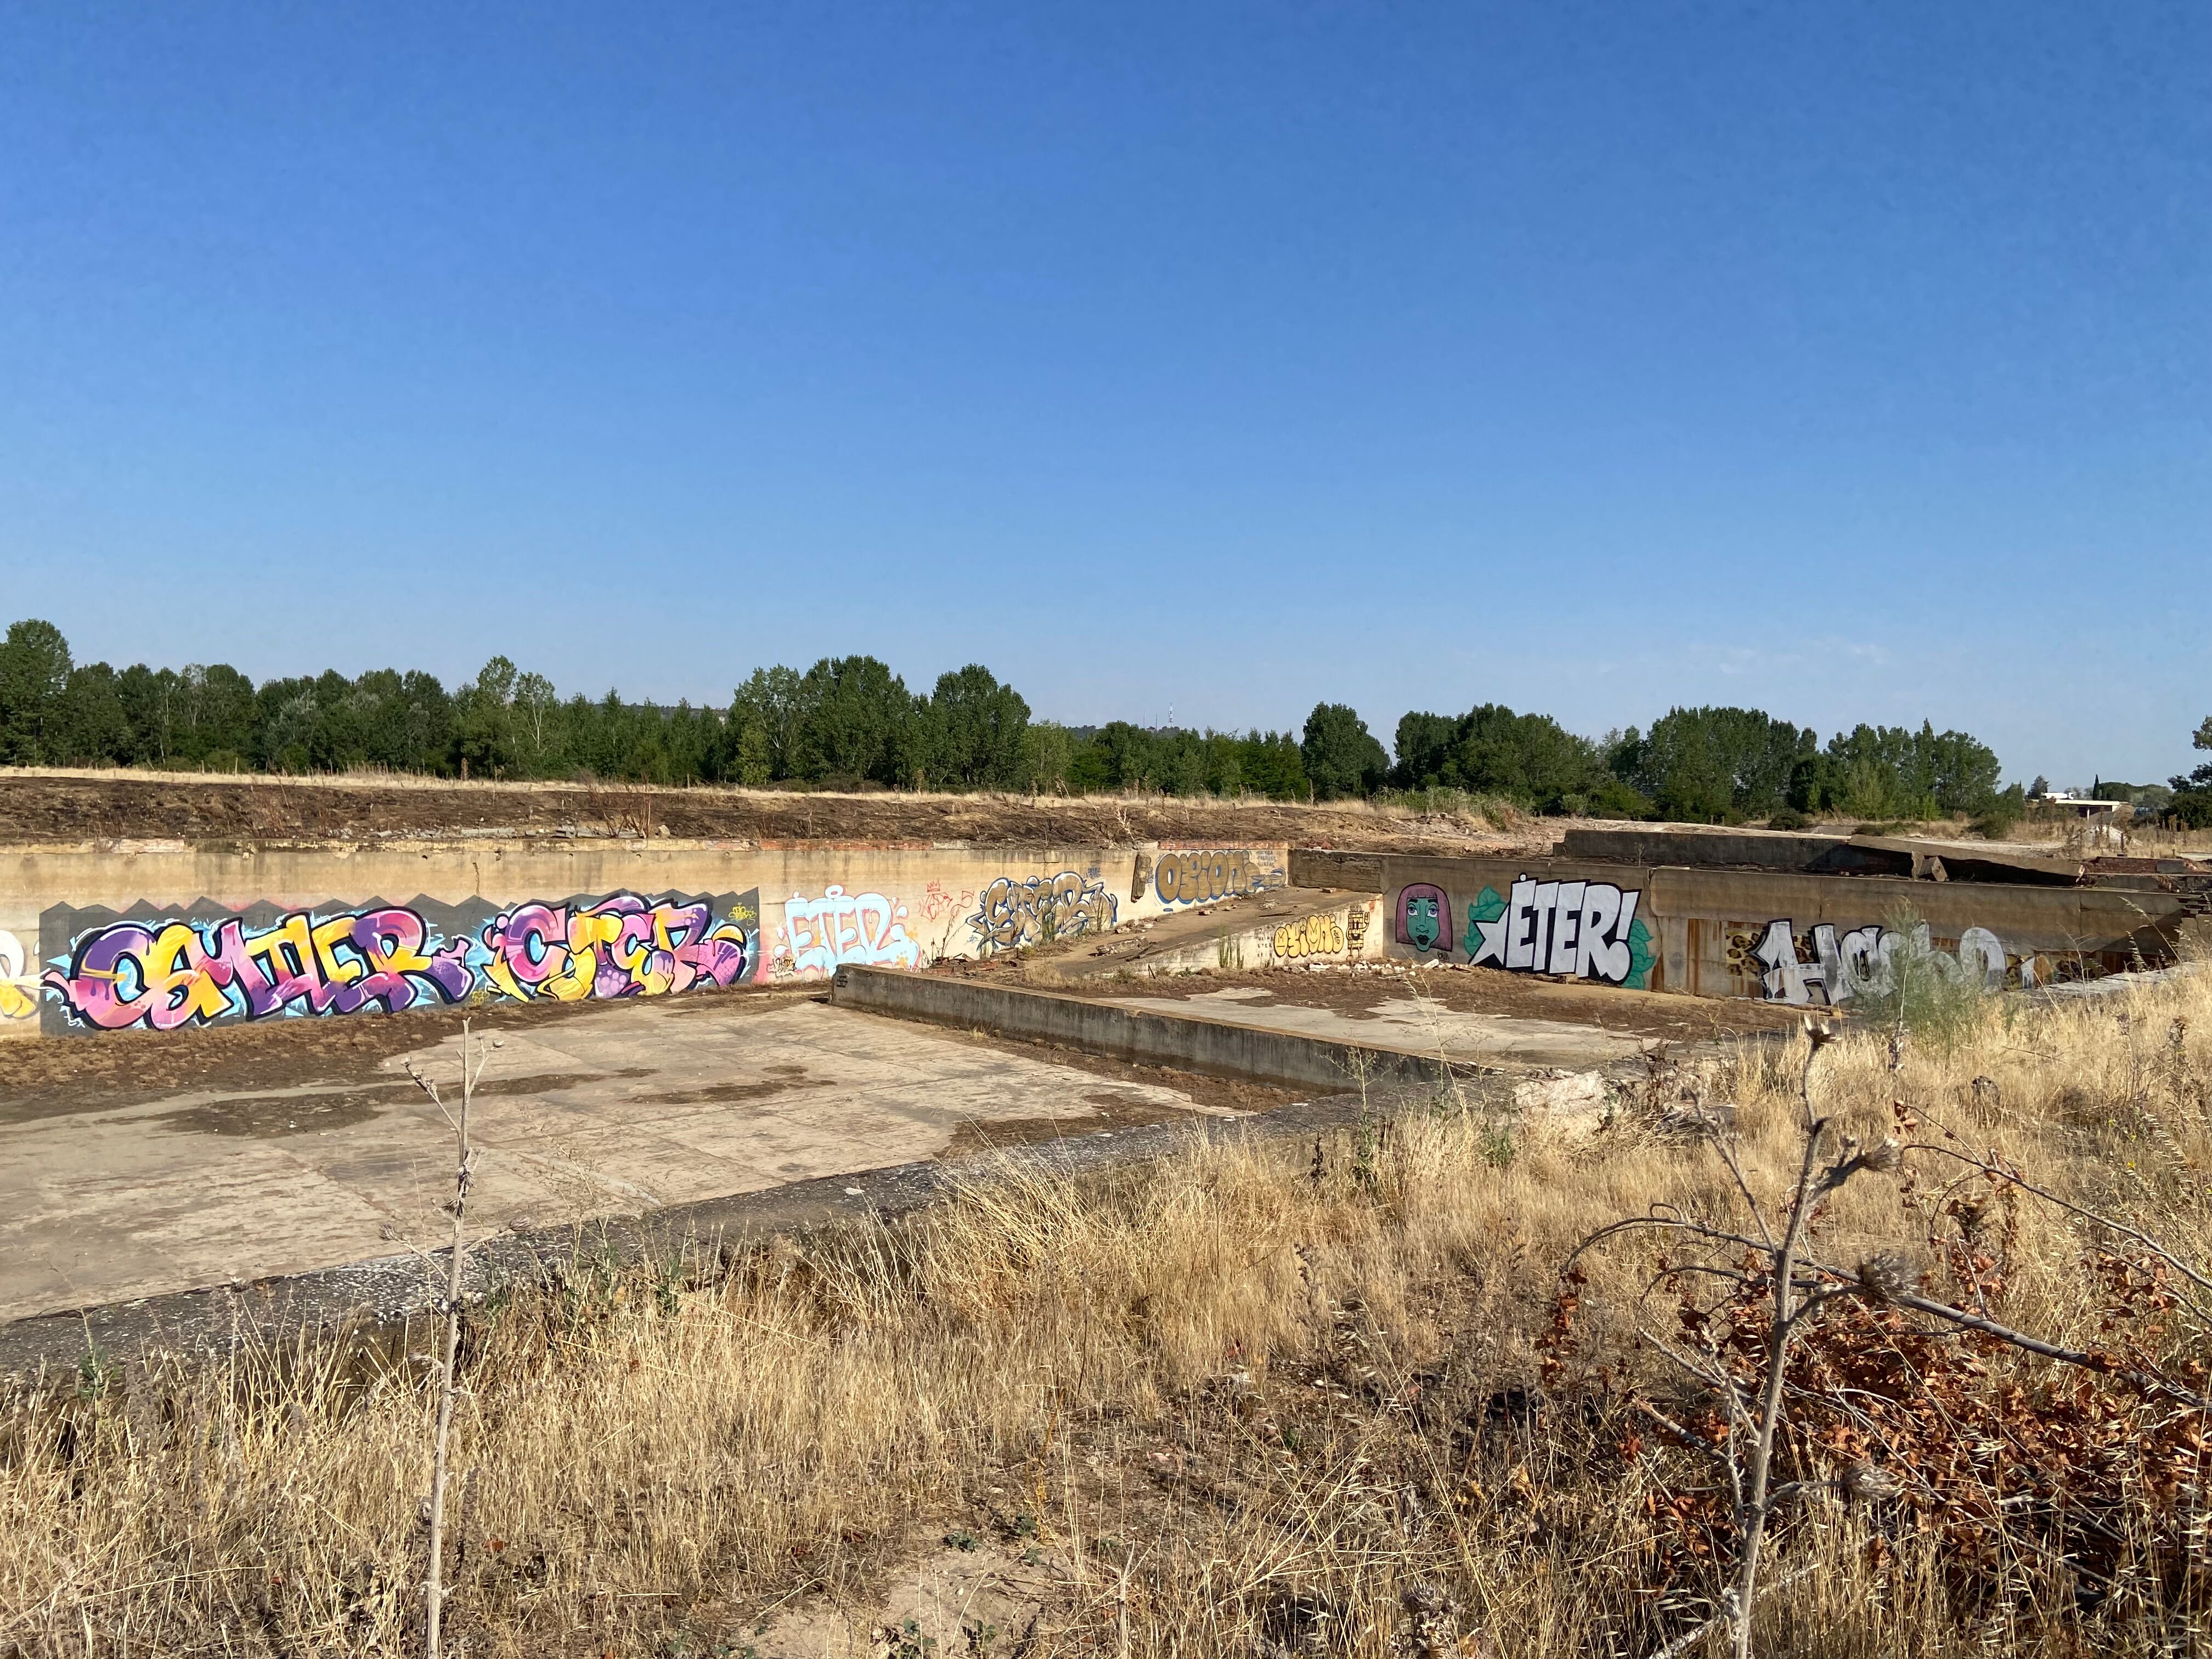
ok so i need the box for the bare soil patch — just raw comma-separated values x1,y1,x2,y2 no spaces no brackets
0,770,1543,852
0,985,821,1124
1111,963,1814,1043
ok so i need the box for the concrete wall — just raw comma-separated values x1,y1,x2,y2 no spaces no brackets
830,963,1461,1093
1030,893,1387,981
1,838,1289,1041
1294,849,2188,1005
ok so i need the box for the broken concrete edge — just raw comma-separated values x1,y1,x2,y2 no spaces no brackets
833,962,1493,1093
0,1086,1500,1383
2024,960,2207,1003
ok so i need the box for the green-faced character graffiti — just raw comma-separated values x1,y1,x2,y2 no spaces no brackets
1395,883,1452,953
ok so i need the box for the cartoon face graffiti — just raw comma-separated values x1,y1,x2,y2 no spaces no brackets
1396,883,1452,953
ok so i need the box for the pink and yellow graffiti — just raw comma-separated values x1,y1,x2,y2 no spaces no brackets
44,909,475,1032
478,895,750,1002
0,929,37,1020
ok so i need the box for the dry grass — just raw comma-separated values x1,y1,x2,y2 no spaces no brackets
4,972,2210,1656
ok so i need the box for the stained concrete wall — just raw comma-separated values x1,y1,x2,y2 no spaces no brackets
0,838,1289,1041
1293,849,2190,1004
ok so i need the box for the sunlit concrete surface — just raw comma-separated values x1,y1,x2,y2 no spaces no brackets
1101,986,1654,1071
0,997,1221,1323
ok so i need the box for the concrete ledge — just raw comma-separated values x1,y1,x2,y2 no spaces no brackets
1024,888,1378,984
0,1091,1402,1380
832,964,1484,1093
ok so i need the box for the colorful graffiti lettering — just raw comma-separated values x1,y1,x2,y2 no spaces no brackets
0,929,38,1020
36,888,761,1035
969,872,1118,953
781,887,921,978
479,895,750,1003
1154,850,1260,907
1464,878,1655,989
1748,918,2015,1006
44,907,476,1032
1345,904,1369,955
1273,913,1346,961
1396,883,1452,953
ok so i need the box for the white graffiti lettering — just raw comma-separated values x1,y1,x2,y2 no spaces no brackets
781,887,921,978
1751,919,2021,1006
1466,877,1651,988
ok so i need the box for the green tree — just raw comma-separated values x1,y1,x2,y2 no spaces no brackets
2168,716,2212,827
453,657,519,778
176,664,257,768
1391,704,1605,812
1612,707,1814,822
1300,703,1388,800
923,664,1031,789
1067,721,1158,793
53,662,131,764
792,656,919,786
1020,720,1074,793
1390,710,1461,789
729,666,807,782
512,671,559,772
0,618,74,764
114,664,171,765
1236,731,1310,801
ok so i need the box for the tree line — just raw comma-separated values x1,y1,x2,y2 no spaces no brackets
0,614,2036,825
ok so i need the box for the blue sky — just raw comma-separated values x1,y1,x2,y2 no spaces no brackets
2,3,2204,787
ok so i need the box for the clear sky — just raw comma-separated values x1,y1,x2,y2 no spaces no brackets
2,3,2204,787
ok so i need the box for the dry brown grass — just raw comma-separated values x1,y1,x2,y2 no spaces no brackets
3,971,2209,1656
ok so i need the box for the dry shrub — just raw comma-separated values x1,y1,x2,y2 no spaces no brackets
1,971,2207,1656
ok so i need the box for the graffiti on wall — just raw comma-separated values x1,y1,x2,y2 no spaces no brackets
1154,850,1268,908
1396,883,1453,953
1743,918,2017,1006
969,872,1118,953
1345,904,1369,955
1273,913,1346,961
780,887,921,978
37,889,760,1035
478,895,751,1003
0,929,38,1021
1460,878,1656,989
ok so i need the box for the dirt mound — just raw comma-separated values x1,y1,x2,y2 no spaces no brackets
0,770,1547,853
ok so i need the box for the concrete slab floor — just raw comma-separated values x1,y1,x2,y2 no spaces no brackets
0,997,1237,1324
1103,988,1654,1070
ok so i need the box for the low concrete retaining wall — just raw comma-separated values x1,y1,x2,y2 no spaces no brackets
1028,891,1386,983
1556,825,2087,885
831,964,1470,1093
1294,848,2192,1004
1,838,1291,1041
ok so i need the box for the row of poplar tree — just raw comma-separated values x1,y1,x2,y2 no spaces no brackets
0,616,2021,824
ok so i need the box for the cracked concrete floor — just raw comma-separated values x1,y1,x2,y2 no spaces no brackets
0,997,1229,1323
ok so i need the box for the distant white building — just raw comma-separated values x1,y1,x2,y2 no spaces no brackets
2045,793,2129,822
